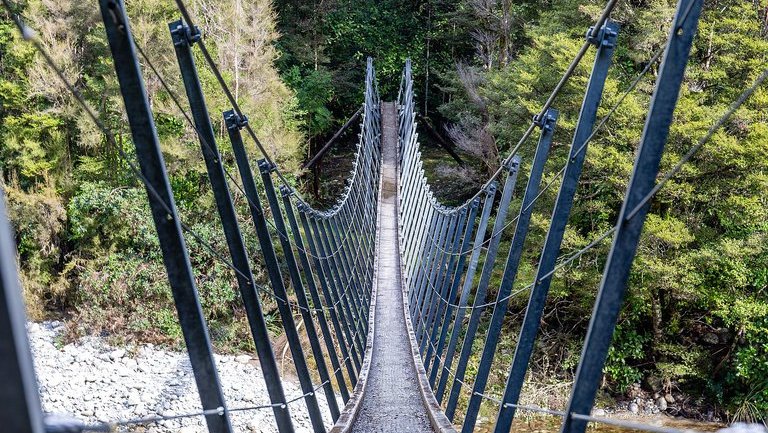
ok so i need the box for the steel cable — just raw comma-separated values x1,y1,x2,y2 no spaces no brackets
0,0,342,317
79,319,368,432
404,41,667,259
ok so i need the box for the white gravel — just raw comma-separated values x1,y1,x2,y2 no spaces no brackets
29,321,338,432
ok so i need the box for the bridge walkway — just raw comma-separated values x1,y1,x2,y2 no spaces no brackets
349,102,434,432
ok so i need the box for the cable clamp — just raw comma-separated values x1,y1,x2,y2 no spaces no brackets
586,22,617,48
257,158,277,174
279,184,294,198
537,108,559,132
170,20,201,47
503,156,521,172
224,110,249,131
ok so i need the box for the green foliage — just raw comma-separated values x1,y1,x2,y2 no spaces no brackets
424,0,768,419
4,186,66,318
1,0,299,348
67,183,157,252
605,324,648,392
3,0,768,419
284,66,335,137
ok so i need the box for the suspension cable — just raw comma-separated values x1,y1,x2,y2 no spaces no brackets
398,0,622,214
171,0,380,218
410,41,665,259
132,37,375,262
625,66,768,221
0,0,339,315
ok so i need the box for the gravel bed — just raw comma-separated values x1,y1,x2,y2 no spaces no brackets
29,321,338,433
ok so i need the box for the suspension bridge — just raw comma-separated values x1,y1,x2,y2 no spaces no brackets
1,0,766,432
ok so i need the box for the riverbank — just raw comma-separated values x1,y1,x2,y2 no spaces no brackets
28,321,764,433
29,321,336,432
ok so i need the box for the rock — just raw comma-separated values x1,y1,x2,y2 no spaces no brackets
246,422,263,432
645,375,663,392
629,402,639,414
702,332,719,345
657,397,668,411
48,374,63,387
133,404,147,417
592,408,606,417
665,393,675,404
29,320,335,433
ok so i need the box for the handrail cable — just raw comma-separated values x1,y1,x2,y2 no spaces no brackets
411,224,616,312
130,40,369,262
418,57,768,433
398,0,621,216
171,0,381,218
79,319,367,432
410,42,667,258
0,0,339,315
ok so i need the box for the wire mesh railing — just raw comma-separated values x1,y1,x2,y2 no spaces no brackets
3,0,768,432
0,0,380,432
397,0,767,433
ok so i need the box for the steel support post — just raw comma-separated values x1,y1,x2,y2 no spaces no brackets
462,109,558,433
409,203,438,313
413,212,447,322
492,22,619,433
281,195,351,405
172,23,299,432
426,200,480,386
418,211,460,344
445,158,521,421
247,160,325,433
319,216,367,354
0,186,43,433
219,113,300,432
310,215,363,371
260,172,341,421
100,6,232,432
436,184,497,403
298,208,359,384
560,4,701,433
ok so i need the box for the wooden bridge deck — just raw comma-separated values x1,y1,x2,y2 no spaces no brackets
348,102,434,432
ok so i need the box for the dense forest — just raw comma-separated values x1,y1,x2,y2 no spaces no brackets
1,0,767,424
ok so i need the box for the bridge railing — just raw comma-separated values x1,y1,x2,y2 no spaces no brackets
393,1,744,433
0,0,380,432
